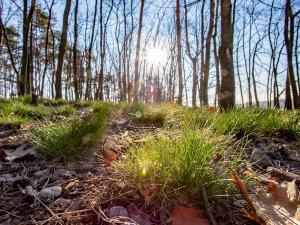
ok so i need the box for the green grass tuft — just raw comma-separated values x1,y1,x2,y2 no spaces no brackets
51,105,76,117
117,128,243,197
120,102,167,125
13,103,50,119
42,98,69,107
26,103,110,159
177,107,300,139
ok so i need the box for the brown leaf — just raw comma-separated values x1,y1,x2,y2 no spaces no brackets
103,150,117,165
169,206,210,225
267,182,277,192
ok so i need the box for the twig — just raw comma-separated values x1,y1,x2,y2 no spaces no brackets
267,167,300,184
31,190,64,225
202,188,218,225
0,208,22,219
55,209,92,216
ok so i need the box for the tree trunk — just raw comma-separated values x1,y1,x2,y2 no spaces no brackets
176,0,183,104
85,0,98,100
183,0,199,106
201,0,215,105
73,0,79,100
213,0,220,106
41,0,54,98
218,0,235,109
284,0,299,109
121,0,127,101
133,0,145,101
19,0,36,96
55,0,72,99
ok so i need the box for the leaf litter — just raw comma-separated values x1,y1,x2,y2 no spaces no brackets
1,114,300,224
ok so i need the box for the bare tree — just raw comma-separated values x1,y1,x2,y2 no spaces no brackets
219,0,235,109
284,0,300,109
201,0,215,105
55,0,72,99
183,0,200,106
133,0,145,101
19,0,36,96
176,0,183,104
73,0,79,100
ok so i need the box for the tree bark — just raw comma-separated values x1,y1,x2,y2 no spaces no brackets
201,0,215,105
73,0,79,100
85,0,98,100
55,0,72,99
218,0,235,109
213,0,220,106
19,0,36,96
284,0,299,109
176,0,183,104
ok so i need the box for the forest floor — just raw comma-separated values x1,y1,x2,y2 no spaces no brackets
0,98,300,225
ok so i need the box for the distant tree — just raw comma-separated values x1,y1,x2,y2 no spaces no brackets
183,0,200,106
19,0,36,96
201,0,215,105
73,0,79,100
41,0,55,97
133,0,145,101
85,0,98,100
176,0,183,104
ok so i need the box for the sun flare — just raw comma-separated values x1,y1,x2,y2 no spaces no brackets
146,48,167,66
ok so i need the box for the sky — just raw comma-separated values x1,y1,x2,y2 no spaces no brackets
1,0,300,105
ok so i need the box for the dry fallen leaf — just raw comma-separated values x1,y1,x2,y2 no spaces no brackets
169,206,210,225
103,150,117,165
267,182,277,192
64,179,79,190
251,179,300,225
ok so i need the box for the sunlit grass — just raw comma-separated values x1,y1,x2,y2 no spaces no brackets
177,107,300,139
117,128,244,197
117,104,299,201
119,101,167,125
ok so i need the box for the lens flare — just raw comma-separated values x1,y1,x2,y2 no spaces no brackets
147,48,167,66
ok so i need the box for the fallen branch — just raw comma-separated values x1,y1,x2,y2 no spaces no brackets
202,188,218,225
266,167,300,184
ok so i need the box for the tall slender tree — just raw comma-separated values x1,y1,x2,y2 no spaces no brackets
219,0,235,109
19,0,36,96
133,0,145,101
73,0,79,100
201,0,215,105
284,0,300,109
55,0,71,99
176,0,183,104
